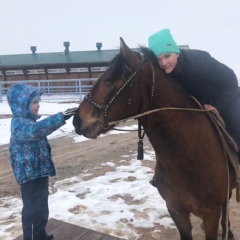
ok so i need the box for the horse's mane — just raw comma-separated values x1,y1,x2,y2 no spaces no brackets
108,53,125,79
138,46,160,69
107,46,161,83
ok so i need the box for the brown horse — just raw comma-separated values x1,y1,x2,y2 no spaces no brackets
73,38,236,240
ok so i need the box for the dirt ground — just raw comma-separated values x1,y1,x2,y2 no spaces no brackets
0,116,240,240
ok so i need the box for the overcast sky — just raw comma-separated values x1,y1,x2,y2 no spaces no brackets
0,0,240,77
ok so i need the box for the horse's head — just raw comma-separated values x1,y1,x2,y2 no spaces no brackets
73,38,156,138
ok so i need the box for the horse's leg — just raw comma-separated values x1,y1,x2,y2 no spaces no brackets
221,191,234,240
168,209,192,240
202,208,221,240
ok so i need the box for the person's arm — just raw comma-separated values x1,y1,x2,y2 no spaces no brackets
11,107,77,141
12,113,65,141
199,54,238,114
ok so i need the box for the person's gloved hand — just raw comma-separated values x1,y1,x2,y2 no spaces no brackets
62,107,78,120
204,104,219,113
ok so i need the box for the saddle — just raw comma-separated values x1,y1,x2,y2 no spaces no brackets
206,110,240,202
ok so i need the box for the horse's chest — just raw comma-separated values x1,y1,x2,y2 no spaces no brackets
158,184,197,213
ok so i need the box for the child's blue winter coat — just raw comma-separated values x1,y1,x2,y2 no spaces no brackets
7,84,66,184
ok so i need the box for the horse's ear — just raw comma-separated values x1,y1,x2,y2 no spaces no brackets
119,37,138,68
120,37,129,57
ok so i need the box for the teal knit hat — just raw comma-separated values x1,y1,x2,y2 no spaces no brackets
148,29,180,56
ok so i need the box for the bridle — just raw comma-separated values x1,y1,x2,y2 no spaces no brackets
84,57,154,129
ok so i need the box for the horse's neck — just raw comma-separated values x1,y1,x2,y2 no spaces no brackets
142,72,199,153
152,72,195,109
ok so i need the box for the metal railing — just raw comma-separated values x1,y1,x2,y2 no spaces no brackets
0,78,97,102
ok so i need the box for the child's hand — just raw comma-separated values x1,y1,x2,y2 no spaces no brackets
62,107,78,120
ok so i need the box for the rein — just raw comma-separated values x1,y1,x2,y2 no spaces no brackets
107,106,210,127
110,106,209,131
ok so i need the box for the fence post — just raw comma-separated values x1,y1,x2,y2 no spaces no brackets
76,80,78,94
0,83,2,103
79,80,82,101
37,81,41,90
47,82,50,94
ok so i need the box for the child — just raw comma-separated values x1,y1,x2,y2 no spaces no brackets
7,83,77,240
